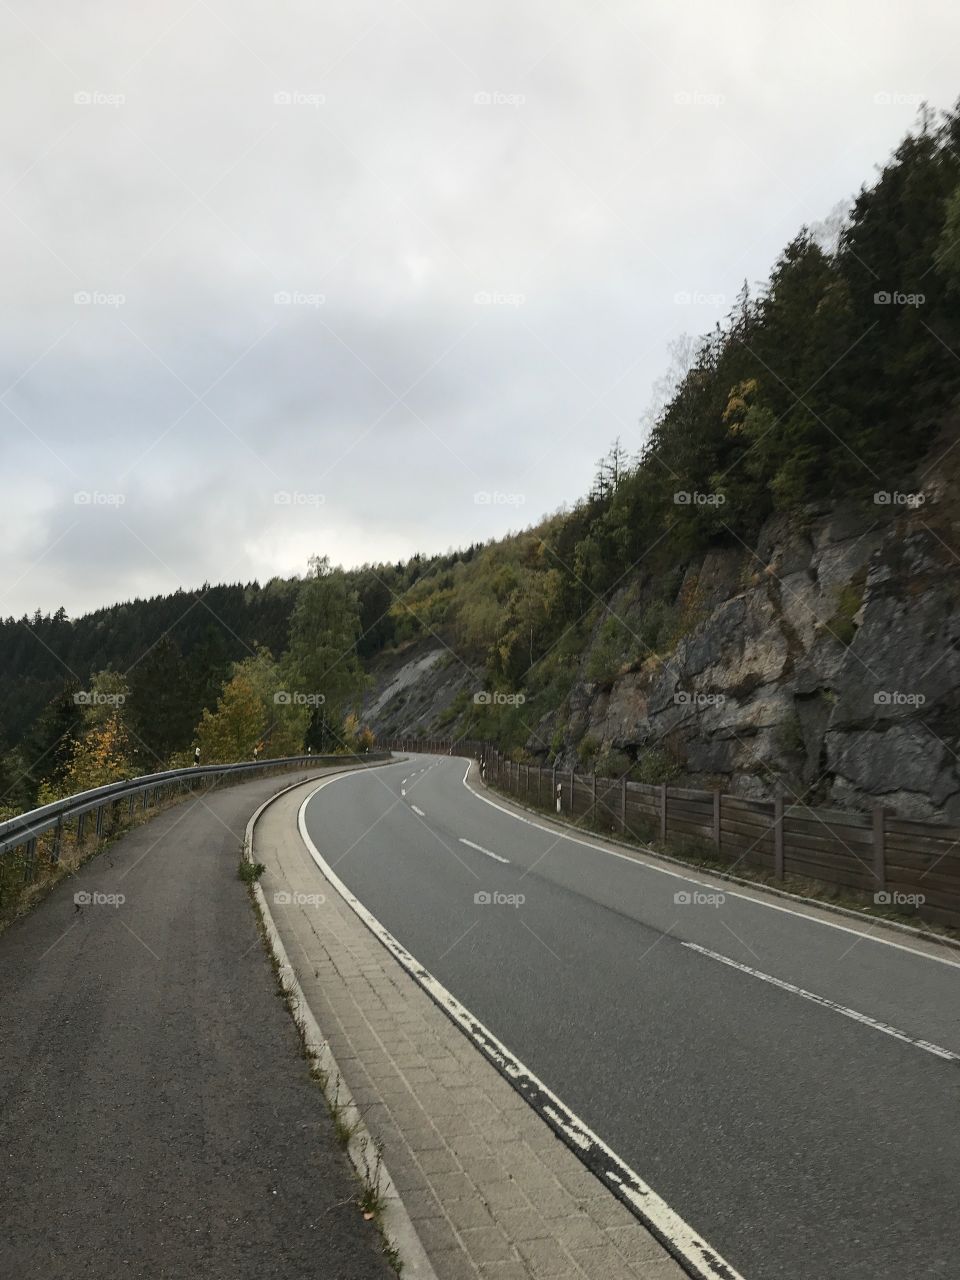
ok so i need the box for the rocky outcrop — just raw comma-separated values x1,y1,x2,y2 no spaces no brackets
362,641,475,738
362,484,960,822
543,497,960,820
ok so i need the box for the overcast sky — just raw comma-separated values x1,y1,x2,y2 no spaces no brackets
0,0,956,618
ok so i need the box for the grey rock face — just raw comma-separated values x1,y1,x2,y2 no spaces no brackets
543,498,960,819
362,493,960,822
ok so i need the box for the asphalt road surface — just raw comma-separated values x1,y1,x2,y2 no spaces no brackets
303,753,960,1280
0,770,394,1280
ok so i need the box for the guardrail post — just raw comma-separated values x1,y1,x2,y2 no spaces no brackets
591,773,597,824
25,837,36,882
76,812,85,842
713,790,721,853
537,765,542,808
95,805,104,840
51,814,64,864
873,803,886,895
570,768,575,816
621,775,627,834
659,784,667,841
774,794,784,879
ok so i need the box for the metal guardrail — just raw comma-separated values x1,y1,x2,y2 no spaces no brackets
0,752,391,864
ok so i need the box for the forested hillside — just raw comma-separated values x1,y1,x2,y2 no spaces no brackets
3,104,960,816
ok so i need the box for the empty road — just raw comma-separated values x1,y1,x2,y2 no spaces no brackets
301,753,960,1280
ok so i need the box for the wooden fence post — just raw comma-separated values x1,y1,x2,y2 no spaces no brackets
659,784,667,841
774,794,784,879
873,803,886,897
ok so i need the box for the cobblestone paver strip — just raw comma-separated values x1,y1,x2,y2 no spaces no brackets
255,778,689,1280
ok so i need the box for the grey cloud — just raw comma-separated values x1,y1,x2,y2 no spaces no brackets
0,0,955,616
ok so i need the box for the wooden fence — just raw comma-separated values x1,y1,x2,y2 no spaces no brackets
380,738,960,929
485,750,960,929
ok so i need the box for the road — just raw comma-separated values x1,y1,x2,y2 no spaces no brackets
302,753,960,1280
0,770,394,1280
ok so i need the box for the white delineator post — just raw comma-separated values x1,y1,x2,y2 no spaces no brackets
556,782,562,814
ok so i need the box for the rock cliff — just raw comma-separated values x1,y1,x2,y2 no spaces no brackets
364,486,960,821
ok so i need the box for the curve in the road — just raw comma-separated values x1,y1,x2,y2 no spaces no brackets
301,754,960,1280
297,772,745,1280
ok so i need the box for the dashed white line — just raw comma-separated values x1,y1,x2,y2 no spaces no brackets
683,942,960,1062
459,837,510,864
410,805,425,818
298,779,745,1280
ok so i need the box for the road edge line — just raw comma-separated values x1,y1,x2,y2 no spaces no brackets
299,775,746,1280
459,762,960,966
243,761,438,1280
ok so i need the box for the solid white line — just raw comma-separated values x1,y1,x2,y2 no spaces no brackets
682,941,959,1062
298,778,745,1280
410,804,425,817
459,837,509,864
459,764,960,971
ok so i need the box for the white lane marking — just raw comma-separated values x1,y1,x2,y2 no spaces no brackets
401,788,406,797
298,780,745,1280
410,804,425,817
683,941,959,1063
459,837,509,864
459,764,960,971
